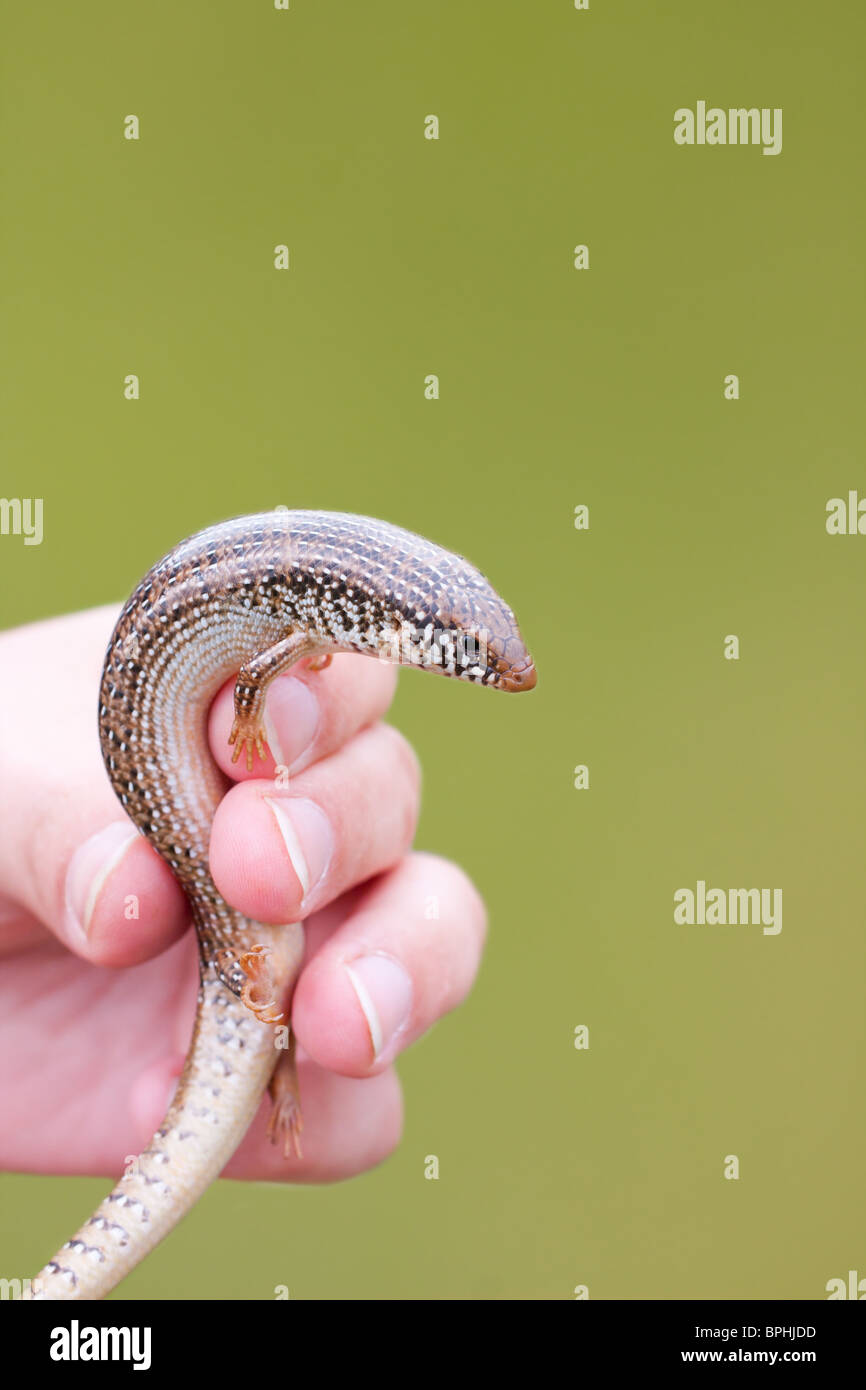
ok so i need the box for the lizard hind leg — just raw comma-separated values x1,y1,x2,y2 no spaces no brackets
267,1031,304,1159
216,945,305,1157
215,944,286,1025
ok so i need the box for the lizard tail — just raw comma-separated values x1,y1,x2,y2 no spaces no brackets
26,922,303,1300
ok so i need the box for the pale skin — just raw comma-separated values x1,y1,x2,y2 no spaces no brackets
0,606,487,1184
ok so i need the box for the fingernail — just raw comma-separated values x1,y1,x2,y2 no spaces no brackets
264,797,333,908
344,954,413,1062
262,677,320,772
64,822,141,941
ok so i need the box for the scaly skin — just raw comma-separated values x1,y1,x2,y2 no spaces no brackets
26,510,535,1299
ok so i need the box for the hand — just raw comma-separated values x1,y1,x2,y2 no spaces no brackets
0,606,486,1182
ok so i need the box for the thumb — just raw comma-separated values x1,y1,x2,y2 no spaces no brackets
0,605,188,965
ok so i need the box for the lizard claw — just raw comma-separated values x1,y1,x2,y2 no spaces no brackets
228,715,269,771
268,1036,304,1159
305,652,333,673
216,944,286,1024
267,1092,304,1160
239,944,285,1024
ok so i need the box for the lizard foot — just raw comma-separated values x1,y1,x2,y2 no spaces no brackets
268,1039,304,1159
305,652,333,673
228,712,269,771
216,944,285,1024
267,1090,304,1160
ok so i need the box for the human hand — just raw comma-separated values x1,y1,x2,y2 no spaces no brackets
0,606,486,1182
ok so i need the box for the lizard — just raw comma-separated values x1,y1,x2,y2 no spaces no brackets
25,509,536,1299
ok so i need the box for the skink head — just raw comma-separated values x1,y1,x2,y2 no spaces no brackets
266,509,537,694
494,650,538,692
458,618,537,692
395,564,537,693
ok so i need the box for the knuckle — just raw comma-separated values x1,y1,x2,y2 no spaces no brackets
371,722,421,801
329,653,398,724
413,851,488,945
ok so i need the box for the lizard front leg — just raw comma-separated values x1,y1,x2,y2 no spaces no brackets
229,631,330,770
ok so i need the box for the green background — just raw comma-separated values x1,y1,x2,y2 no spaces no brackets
1,0,863,1299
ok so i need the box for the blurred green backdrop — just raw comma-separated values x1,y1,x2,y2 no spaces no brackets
1,0,863,1299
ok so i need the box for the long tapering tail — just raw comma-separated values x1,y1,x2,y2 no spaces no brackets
26,923,303,1300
